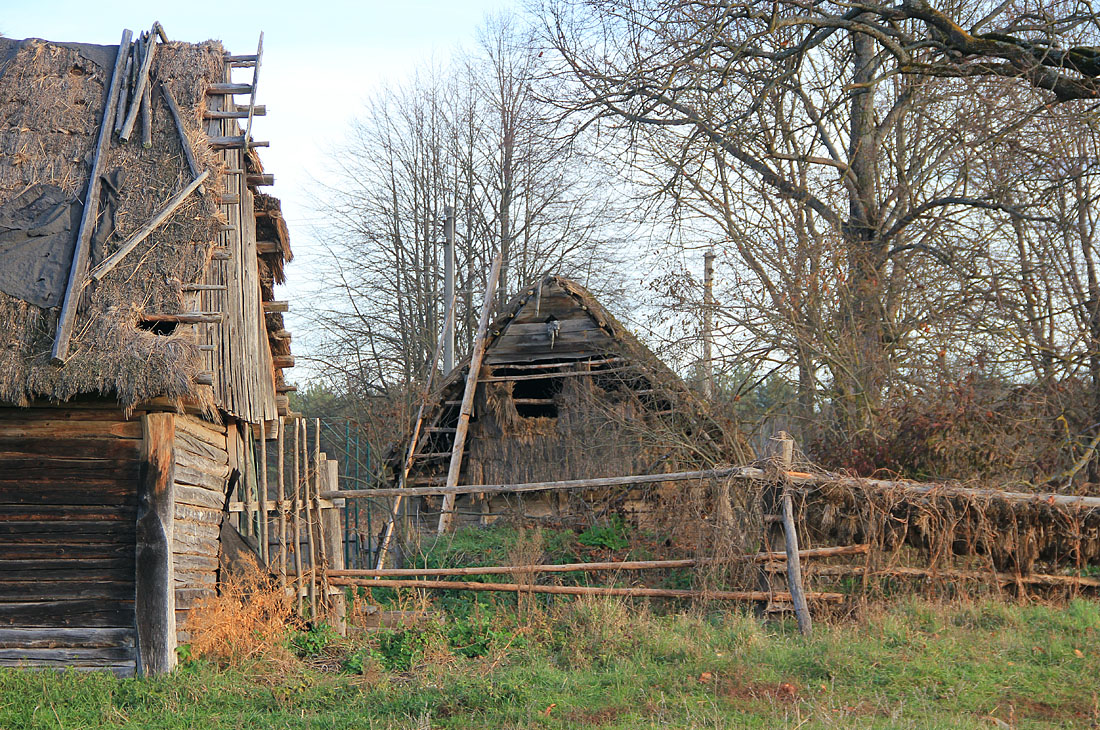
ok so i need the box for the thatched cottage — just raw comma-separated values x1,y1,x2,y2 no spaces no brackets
0,27,294,674
391,275,749,533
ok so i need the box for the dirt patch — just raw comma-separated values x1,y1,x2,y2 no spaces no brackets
999,695,1093,723
563,706,627,725
718,675,800,704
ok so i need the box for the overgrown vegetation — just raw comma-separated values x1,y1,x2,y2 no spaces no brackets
2,597,1097,729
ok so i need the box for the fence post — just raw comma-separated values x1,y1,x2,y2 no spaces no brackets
773,431,812,636
322,458,347,635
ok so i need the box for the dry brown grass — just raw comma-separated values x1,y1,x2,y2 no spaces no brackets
184,555,296,665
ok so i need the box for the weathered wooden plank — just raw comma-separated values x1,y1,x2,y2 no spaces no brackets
0,420,141,440
0,505,132,521
0,600,133,627
171,531,219,556
0,646,135,663
0,582,133,601
174,431,228,465
173,519,220,540
0,438,140,460
174,484,225,510
0,627,134,649
136,413,176,675
173,504,223,525
175,414,227,440
0,407,133,422
0,543,133,561
173,552,218,574
174,447,231,478
0,566,132,581
0,457,139,485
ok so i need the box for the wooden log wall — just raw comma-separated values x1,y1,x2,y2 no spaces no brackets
0,405,140,675
171,415,230,644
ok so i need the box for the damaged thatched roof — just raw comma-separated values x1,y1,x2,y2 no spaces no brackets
391,275,751,477
0,31,291,413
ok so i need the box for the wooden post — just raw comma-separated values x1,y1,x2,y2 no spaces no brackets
322,460,346,634
277,416,287,591
772,431,811,635
314,421,327,573
136,412,176,675
51,29,132,364
241,428,254,538
292,417,303,615
303,418,317,618
119,24,157,143
259,419,269,564
437,246,504,533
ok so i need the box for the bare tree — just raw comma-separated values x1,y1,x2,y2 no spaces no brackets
546,0,1100,447
310,15,629,406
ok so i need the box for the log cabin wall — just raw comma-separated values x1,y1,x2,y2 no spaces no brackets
0,404,141,675
171,414,230,646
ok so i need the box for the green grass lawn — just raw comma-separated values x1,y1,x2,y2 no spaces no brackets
1,596,1098,729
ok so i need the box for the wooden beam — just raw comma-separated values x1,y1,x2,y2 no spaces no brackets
327,578,845,603
271,329,292,341
438,248,503,533
119,24,158,143
206,83,252,95
276,383,297,393
333,546,869,578
247,174,275,187
806,564,1100,589
139,312,222,325
208,135,269,150
51,30,132,364
89,171,210,282
136,412,176,675
203,106,266,119
273,355,295,369
243,31,263,144
263,301,289,313
257,240,281,254
159,81,201,178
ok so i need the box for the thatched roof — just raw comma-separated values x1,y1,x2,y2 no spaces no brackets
0,33,289,413
389,275,751,478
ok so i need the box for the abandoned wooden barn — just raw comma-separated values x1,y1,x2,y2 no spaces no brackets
390,275,750,534
0,28,296,674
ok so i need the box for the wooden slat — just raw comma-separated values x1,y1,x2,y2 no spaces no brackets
0,627,134,649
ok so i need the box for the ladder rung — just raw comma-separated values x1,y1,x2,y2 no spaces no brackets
206,83,253,95
209,135,270,150
204,106,266,119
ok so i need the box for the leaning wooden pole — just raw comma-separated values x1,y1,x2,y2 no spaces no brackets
437,248,504,534
375,295,456,569
51,29,132,364
772,431,811,635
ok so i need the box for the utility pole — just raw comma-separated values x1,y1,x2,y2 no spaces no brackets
443,205,455,373
703,248,715,400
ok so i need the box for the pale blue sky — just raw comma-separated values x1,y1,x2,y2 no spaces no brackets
1,0,518,377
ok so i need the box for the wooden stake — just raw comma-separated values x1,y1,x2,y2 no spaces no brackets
51,29,132,364
277,416,287,591
160,81,201,178
259,419,269,564
314,420,328,609
328,578,845,603
321,460,346,634
119,24,158,143
140,72,152,148
437,246,504,533
303,418,317,618
292,417,303,615
114,45,133,135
